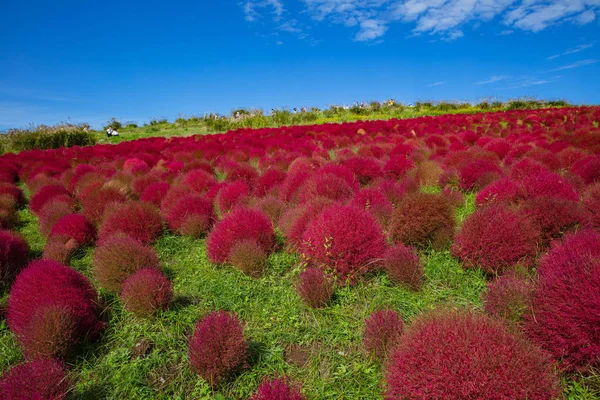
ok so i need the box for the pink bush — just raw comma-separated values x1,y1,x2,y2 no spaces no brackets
188,311,248,387
7,260,105,356
525,230,600,371
296,267,334,308
483,273,534,323
363,309,404,360
452,206,541,274
49,213,95,246
0,359,71,399
383,244,424,291
386,310,560,399
206,208,275,264
300,205,386,283
0,230,29,284
250,377,305,400
98,201,162,244
120,268,173,317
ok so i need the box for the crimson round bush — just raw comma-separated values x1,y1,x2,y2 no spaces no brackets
188,311,248,388
98,201,162,244
215,181,250,215
386,310,560,400
92,234,160,292
228,239,268,277
30,185,70,214
49,213,96,246
140,181,171,206
120,268,173,317
38,200,75,237
300,205,386,283
0,358,71,400
582,183,600,228
525,230,600,371
0,183,24,208
20,304,77,359
388,192,456,250
82,187,127,225
383,244,423,291
250,377,305,400
483,272,534,323
296,267,334,308
206,208,275,264
521,196,584,245
363,309,404,360
6,260,105,357
452,206,541,274
163,194,215,237
43,236,79,265
297,173,356,203
0,230,29,284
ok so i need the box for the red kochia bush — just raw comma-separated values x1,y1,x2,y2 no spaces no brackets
250,377,306,400
0,183,24,208
140,181,170,206
206,208,275,264
525,230,600,371
363,309,404,360
0,230,29,284
385,310,560,400
582,183,600,228
120,268,173,317
383,244,424,291
38,200,76,237
452,206,541,274
228,239,268,277
188,311,248,388
215,181,250,215
99,201,162,244
388,192,456,250
92,234,160,292
30,185,70,214
300,205,386,283
521,196,584,245
49,214,95,246
164,195,215,237
20,304,77,359
458,159,502,191
7,260,104,357
82,187,128,225
296,267,334,308
483,273,534,323
0,359,71,400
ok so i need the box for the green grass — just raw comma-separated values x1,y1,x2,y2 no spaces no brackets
1,191,598,399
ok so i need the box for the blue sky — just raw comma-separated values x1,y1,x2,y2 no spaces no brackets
1,0,599,129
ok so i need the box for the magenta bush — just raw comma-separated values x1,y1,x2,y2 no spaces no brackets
363,309,404,360
188,311,248,387
0,230,29,284
383,244,423,291
452,206,541,274
386,310,560,399
0,359,71,399
206,208,275,264
250,377,305,400
296,267,334,308
120,268,173,317
300,205,386,283
525,230,600,371
6,260,104,357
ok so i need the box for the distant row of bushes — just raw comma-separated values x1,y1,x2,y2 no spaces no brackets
0,124,97,155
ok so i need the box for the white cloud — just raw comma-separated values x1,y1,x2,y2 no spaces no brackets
476,75,511,84
242,0,600,42
574,9,596,24
242,0,284,22
354,18,388,41
548,58,599,71
547,42,594,60
427,81,446,87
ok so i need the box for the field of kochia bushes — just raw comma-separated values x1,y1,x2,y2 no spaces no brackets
0,106,599,399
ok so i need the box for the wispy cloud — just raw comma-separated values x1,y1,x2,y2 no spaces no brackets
548,59,599,71
504,75,562,89
241,0,600,42
547,43,594,60
426,81,446,87
241,0,284,22
476,75,510,85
